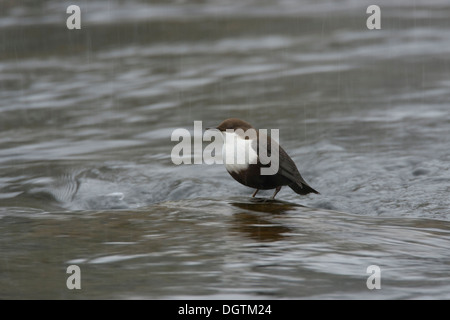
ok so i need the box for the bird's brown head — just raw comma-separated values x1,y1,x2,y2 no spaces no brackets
216,118,254,132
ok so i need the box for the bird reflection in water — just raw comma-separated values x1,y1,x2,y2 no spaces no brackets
230,198,301,242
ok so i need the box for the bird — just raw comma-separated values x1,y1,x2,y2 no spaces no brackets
212,118,319,199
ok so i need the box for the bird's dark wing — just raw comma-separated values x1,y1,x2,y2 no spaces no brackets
257,131,316,189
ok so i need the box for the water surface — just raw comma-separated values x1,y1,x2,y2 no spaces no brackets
1,0,449,299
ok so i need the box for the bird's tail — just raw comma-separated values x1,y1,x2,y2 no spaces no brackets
289,182,319,195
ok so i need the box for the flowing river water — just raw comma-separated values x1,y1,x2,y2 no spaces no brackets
0,0,449,299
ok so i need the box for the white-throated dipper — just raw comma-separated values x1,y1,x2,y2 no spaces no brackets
212,118,319,199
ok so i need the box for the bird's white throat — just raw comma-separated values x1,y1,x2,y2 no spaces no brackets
221,131,258,173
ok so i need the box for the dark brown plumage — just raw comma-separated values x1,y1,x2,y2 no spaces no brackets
215,118,319,199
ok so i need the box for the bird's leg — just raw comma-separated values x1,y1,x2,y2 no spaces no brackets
252,189,259,197
271,186,282,199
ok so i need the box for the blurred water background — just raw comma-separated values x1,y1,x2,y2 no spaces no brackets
0,0,449,299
